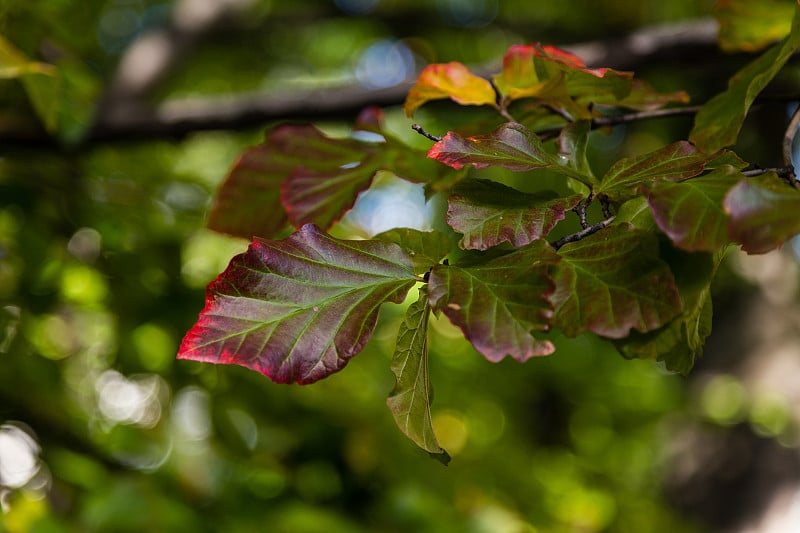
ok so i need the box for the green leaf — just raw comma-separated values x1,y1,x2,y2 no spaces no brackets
372,228,454,274
404,62,497,117
724,173,800,253
615,250,717,374
690,1,800,152
428,240,560,362
715,0,796,52
387,287,450,463
491,44,567,102
557,120,594,180
446,179,582,250
597,79,690,111
552,225,682,338
597,141,713,201
428,122,591,184
647,166,742,252
178,224,418,384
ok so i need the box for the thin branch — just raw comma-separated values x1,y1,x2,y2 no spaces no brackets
592,105,703,127
412,124,442,142
552,216,616,250
782,104,800,182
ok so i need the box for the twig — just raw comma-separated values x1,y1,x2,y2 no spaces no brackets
412,124,442,142
781,104,800,185
593,105,703,127
552,216,616,250
599,194,612,219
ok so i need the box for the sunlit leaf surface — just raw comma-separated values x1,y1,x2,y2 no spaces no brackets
178,224,417,384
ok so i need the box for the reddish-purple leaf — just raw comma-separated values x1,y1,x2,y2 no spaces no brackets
209,124,378,239
446,179,582,250
404,62,497,117
552,225,682,338
428,122,591,184
647,167,742,252
428,240,561,362
724,174,800,254
597,141,713,201
178,224,417,384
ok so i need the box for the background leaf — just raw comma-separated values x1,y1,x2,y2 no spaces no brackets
178,224,417,384
689,1,800,152
428,240,560,362
646,166,742,252
404,62,496,117
715,0,796,52
446,178,582,250
552,225,682,338
724,174,800,253
387,287,450,463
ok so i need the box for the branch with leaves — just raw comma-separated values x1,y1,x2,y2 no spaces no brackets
176,2,800,460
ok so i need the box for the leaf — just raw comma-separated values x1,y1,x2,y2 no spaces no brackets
615,250,716,374
428,240,560,362
715,0,796,52
0,34,55,78
724,174,800,253
428,122,591,184
178,224,418,384
552,224,682,338
491,44,566,102
372,228,453,274
446,179,582,250
557,120,594,179
596,79,690,111
208,125,372,238
404,62,497,117
597,141,713,201
646,166,742,252
689,1,800,152
387,287,450,463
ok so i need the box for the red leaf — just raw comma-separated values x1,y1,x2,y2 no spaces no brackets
178,225,417,384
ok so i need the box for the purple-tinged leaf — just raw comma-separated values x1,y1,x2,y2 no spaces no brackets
597,141,712,201
647,167,742,252
373,228,453,274
552,225,682,338
446,179,582,250
428,122,591,184
615,250,717,375
428,240,560,362
690,1,800,152
387,287,450,464
404,62,497,117
724,174,800,254
209,124,377,239
178,224,417,384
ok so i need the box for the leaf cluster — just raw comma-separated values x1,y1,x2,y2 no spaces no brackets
179,1,800,458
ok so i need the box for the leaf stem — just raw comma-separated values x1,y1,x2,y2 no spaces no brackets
552,216,616,250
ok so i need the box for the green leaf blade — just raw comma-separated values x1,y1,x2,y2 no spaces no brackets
387,287,450,463
178,225,418,384
447,179,582,250
690,1,800,152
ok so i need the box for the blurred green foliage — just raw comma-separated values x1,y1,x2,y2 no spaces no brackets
0,0,797,532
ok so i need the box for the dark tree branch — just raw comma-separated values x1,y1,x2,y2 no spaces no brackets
412,123,442,142
552,216,616,250
782,104,800,183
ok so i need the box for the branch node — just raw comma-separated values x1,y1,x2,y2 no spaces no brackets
552,216,616,250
